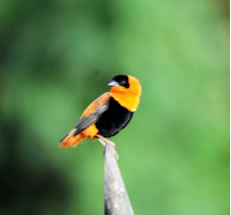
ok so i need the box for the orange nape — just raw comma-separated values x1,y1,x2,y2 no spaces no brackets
60,124,99,147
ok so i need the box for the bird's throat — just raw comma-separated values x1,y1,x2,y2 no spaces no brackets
110,92,140,112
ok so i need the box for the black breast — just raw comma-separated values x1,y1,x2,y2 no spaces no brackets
95,97,134,137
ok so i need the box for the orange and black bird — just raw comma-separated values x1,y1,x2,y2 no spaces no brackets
60,74,142,148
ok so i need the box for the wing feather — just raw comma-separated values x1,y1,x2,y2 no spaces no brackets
73,104,108,136
81,92,111,118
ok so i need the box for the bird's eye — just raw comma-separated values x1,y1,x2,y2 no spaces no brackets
120,80,126,86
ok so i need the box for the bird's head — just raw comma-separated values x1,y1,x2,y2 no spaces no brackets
108,74,142,98
108,74,142,112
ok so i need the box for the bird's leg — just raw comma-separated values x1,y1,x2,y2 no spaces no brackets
96,134,119,160
97,134,115,147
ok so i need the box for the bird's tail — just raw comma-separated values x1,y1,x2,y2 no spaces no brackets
60,128,86,147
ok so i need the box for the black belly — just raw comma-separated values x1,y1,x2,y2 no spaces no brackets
95,97,134,137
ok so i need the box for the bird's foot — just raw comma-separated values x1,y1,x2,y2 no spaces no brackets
96,134,119,160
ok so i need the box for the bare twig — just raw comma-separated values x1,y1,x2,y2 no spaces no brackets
104,144,135,215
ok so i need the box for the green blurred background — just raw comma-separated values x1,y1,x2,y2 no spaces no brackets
0,0,229,214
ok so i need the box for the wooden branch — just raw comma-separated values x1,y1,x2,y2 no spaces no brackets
104,144,135,215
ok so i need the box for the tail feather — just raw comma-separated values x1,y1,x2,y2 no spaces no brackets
60,129,86,147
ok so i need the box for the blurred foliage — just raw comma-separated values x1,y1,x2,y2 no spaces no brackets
0,0,229,214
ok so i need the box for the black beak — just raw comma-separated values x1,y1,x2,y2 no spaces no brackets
107,80,120,87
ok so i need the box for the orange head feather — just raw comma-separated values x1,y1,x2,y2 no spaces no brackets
109,75,142,112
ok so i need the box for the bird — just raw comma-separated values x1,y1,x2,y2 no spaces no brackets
60,74,142,150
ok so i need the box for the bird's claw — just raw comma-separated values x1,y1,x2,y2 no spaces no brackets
96,135,119,160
